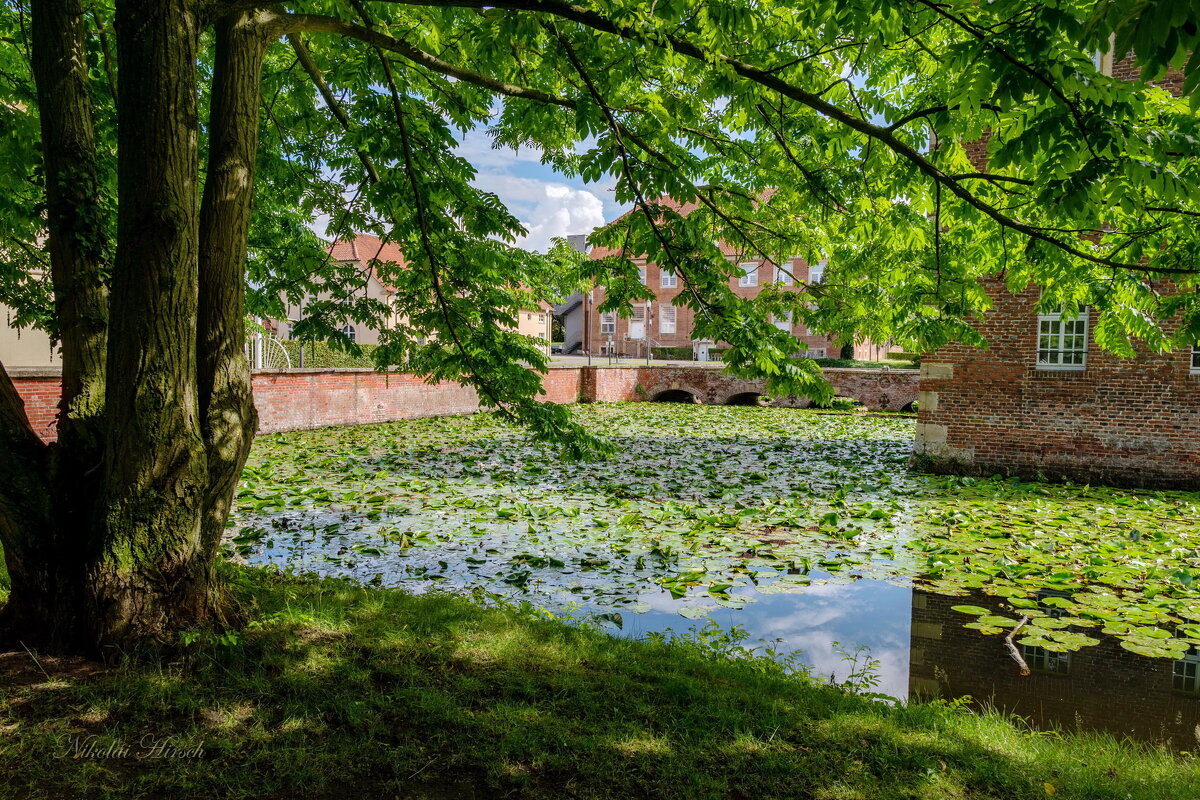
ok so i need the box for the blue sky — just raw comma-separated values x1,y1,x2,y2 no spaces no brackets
453,127,624,251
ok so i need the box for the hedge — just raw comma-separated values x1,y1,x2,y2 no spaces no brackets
279,340,379,369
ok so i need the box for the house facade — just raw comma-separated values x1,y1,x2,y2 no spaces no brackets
584,253,873,361
914,58,1198,489
582,221,889,361
281,233,552,354
0,305,59,368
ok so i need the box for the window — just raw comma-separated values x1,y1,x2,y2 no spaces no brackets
1192,345,1200,374
600,311,616,334
776,265,794,286
637,264,647,285
1023,593,1072,674
660,305,677,334
808,259,827,284
1037,307,1089,370
1174,644,1200,693
771,311,792,332
660,270,678,289
809,348,826,359
738,262,758,287
341,324,356,342
1023,645,1071,675
538,314,545,324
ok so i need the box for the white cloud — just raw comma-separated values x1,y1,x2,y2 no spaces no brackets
472,173,605,252
454,127,549,171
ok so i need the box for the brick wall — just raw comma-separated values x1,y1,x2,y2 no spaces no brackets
910,589,1200,749
6,368,62,442
8,364,911,442
914,282,1200,489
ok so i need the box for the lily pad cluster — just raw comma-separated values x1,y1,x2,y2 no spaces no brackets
229,404,1200,660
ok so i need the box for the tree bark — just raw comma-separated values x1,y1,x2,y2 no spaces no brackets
196,8,267,595
91,0,212,645
0,0,108,649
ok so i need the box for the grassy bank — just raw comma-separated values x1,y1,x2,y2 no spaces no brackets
1,568,1195,800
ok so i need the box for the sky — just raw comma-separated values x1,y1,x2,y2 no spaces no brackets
453,127,624,252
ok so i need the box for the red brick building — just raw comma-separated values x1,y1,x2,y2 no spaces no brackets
581,200,891,361
913,282,1200,488
915,58,1199,489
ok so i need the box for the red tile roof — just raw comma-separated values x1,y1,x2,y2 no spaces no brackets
327,233,408,293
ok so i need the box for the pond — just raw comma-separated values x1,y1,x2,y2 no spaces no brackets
230,404,1200,748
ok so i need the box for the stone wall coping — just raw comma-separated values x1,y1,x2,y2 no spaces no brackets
7,364,918,380
5,367,62,378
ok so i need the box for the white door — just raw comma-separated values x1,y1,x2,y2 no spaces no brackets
695,342,710,361
629,306,646,340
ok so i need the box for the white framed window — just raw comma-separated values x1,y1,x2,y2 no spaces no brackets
341,324,356,342
660,270,677,289
771,311,792,332
808,259,827,284
1037,307,1089,370
776,264,794,286
1023,645,1071,675
660,305,677,334
738,262,758,287
538,314,545,324
600,311,616,334
1174,644,1200,693
1191,345,1200,374
809,348,826,359
637,264,647,285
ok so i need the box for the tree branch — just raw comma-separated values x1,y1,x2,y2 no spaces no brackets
358,0,1197,275
287,33,380,183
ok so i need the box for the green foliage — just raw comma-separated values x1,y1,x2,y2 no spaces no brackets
280,340,378,369
651,346,695,360
1,567,1196,799
812,357,918,370
5,0,1200,453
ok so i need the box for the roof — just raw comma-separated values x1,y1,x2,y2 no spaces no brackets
327,233,408,293
327,232,551,310
588,191,779,262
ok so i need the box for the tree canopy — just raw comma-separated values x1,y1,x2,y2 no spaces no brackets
3,0,1199,432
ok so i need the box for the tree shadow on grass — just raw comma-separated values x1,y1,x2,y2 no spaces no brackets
1,568,1196,800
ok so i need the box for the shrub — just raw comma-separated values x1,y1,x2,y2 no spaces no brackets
280,340,379,369
651,346,695,360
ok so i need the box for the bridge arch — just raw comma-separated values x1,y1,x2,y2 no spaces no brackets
650,388,699,403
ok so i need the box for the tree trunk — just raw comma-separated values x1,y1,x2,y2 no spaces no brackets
0,0,105,649
1,1,265,654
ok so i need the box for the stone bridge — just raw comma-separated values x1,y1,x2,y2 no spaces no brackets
581,365,920,411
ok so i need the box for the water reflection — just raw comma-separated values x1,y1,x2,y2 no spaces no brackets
909,588,1200,750
617,577,913,697
611,581,1200,749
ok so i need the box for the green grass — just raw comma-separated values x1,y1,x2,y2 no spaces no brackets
2,567,1195,800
